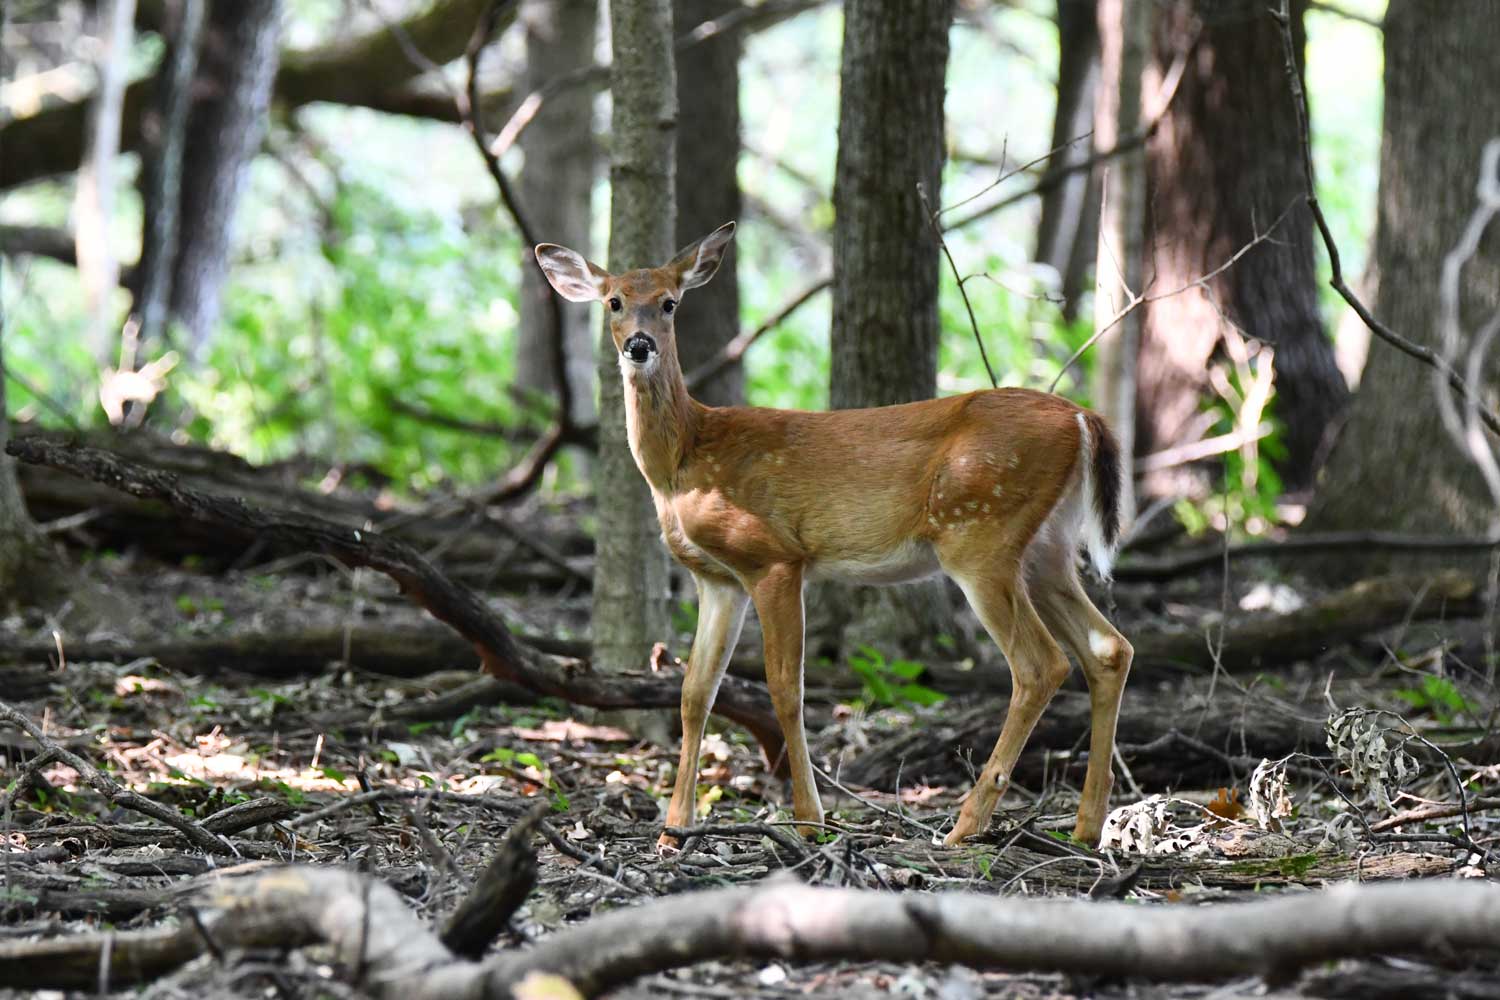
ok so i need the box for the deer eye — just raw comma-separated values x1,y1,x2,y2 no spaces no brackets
662,298,677,315
608,297,622,312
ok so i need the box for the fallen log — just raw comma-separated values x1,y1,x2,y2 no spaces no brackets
2,865,1497,994
5,438,787,770
842,673,1499,793
1127,570,1479,671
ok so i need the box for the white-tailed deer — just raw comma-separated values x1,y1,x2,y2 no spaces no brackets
536,222,1132,848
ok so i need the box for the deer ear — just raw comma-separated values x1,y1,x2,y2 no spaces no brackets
535,244,609,302
669,221,736,291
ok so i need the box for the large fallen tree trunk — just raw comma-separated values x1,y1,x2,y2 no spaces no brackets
5,438,787,771
2,865,1497,994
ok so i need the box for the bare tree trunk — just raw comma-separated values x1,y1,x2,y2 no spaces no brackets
673,0,744,408
0,1,52,604
1308,2,1500,540
1137,0,1344,494
0,313,56,606
169,0,282,359
821,0,953,658
517,0,597,426
1036,0,1101,323
1090,0,1147,524
133,0,205,357
592,0,676,675
74,0,137,365
829,0,950,411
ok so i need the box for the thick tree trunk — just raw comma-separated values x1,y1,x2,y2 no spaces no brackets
1308,3,1500,539
821,0,953,657
0,3,56,604
593,0,676,675
168,0,282,358
1090,0,1147,524
829,0,950,410
1138,0,1345,494
517,0,597,426
1035,0,1101,323
133,0,204,356
0,335,60,607
673,0,744,408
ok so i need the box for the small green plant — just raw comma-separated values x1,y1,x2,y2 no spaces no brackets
481,747,569,811
1393,675,1473,724
847,645,945,710
672,599,699,635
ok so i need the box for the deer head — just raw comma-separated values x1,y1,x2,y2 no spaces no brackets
534,222,736,380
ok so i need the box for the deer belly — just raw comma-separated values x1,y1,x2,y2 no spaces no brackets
810,541,943,585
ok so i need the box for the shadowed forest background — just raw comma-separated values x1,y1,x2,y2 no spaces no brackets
2,0,1500,997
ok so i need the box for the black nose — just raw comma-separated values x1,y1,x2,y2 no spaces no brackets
623,333,657,363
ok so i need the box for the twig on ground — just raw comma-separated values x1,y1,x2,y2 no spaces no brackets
440,802,548,958
0,700,237,856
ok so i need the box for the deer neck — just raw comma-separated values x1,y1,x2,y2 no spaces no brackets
621,346,697,493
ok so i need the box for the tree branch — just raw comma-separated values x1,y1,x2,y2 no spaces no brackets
1270,0,1500,439
6,869,1500,995
3,437,788,767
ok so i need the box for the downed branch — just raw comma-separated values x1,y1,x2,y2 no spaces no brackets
3,866,1499,995
440,802,549,958
1132,569,1478,671
4,438,788,770
1116,531,1500,581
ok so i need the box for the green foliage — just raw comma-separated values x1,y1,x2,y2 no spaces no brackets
481,746,569,810
176,179,533,490
1393,675,1474,724
847,645,946,711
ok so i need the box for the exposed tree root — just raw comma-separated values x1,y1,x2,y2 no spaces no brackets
1,865,1497,996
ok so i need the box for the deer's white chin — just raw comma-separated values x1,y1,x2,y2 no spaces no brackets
619,352,661,381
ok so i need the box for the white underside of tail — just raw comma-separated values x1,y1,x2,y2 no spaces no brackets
1074,411,1116,580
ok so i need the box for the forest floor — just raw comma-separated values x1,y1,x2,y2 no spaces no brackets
2,442,1499,998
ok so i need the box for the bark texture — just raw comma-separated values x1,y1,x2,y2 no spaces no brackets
822,0,954,657
593,0,677,675
1309,2,1500,538
0,3,60,605
517,0,598,425
1090,0,1148,522
1036,0,1101,322
168,0,283,357
0,329,54,605
673,0,745,408
1138,0,1345,492
133,0,204,354
829,0,951,410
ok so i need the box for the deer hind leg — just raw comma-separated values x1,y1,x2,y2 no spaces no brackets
1029,554,1133,845
749,562,824,836
658,576,750,852
942,560,1072,846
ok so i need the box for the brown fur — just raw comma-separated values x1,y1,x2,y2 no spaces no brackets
535,224,1133,849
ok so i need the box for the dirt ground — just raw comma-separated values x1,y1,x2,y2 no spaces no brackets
2,505,1498,997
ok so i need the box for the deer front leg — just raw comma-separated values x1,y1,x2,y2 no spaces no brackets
750,563,823,836
658,576,750,853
